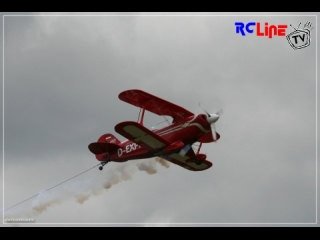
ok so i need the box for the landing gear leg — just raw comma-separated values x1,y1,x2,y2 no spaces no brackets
99,161,109,171
196,142,203,155
196,142,203,165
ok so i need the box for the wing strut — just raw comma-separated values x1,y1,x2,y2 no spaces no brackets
139,106,146,126
150,99,170,125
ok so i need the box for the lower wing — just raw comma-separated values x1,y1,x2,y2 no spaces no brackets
115,121,169,152
160,148,212,171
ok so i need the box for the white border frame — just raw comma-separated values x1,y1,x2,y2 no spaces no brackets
2,13,317,226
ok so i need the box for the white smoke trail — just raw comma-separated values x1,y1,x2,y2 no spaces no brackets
4,158,170,222
137,160,157,174
155,157,170,168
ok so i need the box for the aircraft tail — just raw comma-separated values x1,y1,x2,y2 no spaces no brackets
97,133,121,145
88,133,121,161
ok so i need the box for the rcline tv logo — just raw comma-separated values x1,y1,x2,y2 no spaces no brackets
235,22,288,38
286,22,313,50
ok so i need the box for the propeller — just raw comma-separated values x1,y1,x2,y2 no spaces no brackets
199,103,222,141
212,122,217,141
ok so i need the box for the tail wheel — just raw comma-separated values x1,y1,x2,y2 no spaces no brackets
99,161,109,171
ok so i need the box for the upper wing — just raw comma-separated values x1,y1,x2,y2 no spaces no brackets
118,89,194,123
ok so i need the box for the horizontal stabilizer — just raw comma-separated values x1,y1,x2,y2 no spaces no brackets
88,142,121,155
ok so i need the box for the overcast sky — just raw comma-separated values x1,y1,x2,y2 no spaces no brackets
0,12,318,227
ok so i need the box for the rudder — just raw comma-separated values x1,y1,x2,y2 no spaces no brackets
97,133,121,145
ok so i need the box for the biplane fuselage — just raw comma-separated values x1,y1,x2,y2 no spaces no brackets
109,114,210,162
88,89,221,171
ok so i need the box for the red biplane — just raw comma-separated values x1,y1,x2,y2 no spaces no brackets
88,89,222,171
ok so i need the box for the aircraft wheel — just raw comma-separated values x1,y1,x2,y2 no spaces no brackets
195,160,202,165
99,166,103,171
